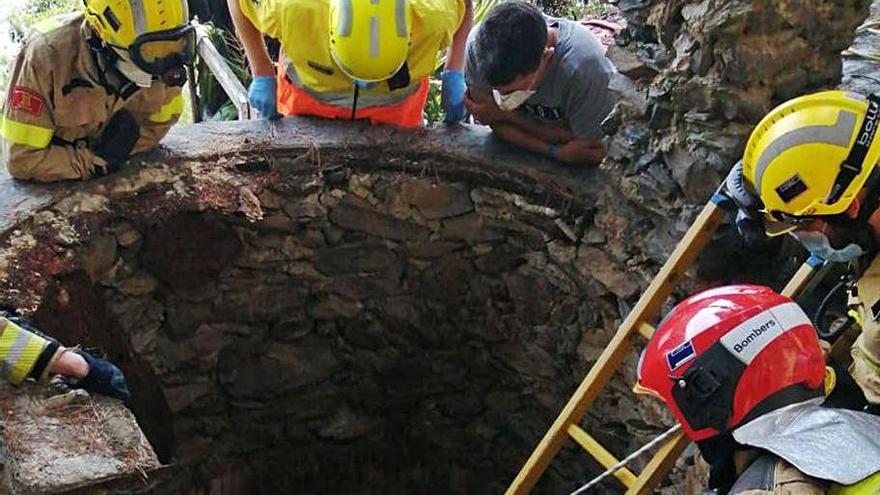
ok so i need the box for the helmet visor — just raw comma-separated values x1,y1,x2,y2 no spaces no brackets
129,24,196,76
764,210,817,236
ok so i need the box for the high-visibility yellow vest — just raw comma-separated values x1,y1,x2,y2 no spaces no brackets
238,0,464,95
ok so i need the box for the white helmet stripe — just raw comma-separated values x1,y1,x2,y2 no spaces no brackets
369,16,379,57
753,111,855,195
719,301,811,365
395,0,407,37
337,0,353,37
132,0,147,36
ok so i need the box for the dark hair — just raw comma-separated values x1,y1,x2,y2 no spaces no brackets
475,1,548,86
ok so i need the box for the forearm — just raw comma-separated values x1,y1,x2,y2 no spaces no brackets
48,348,88,379
490,122,555,157
504,112,575,144
226,0,274,77
556,139,605,166
445,0,473,72
4,142,96,182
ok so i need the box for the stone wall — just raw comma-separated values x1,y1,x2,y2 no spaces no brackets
606,0,870,212
0,121,684,494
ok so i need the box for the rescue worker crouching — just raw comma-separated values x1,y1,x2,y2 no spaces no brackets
0,0,195,182
728,90,880,409
636,285,880,494
228,0,473,126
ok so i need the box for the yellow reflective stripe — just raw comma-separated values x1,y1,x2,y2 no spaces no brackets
0,320,47,384
829,470,880,495
149,94,183,123
31,17,63,34
0,117,53,149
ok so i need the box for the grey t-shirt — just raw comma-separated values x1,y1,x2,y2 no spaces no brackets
465,17,617,140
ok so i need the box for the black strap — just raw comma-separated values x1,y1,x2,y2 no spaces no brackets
351,84,359,121
827,93,880,204
29,341,60,380
86,35,140,101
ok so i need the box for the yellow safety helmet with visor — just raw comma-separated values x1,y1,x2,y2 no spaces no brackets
329,0,413,83
83,0,195,85
742,90,880,235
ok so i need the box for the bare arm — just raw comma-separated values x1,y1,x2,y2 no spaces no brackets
555,138,605,166
465,88,575,144
226,0,274,77
445,0,473,72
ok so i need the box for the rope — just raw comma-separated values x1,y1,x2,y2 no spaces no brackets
568,424,683,495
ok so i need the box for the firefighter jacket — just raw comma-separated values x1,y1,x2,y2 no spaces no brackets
0,13,183,182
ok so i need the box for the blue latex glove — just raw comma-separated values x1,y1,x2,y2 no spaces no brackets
248,76,280,120
73,350,131,403
441,70,467,124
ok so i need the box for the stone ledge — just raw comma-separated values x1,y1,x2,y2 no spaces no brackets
0,382,159,495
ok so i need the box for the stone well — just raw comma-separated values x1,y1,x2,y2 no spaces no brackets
0,120,702,494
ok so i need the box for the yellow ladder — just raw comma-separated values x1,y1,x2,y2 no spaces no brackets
505,193,827,494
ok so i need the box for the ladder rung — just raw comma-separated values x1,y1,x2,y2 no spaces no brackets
567,424,638,488
635,321,655,340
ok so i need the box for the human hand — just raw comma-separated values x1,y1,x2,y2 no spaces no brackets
93,110,140,172
72,350,131,403
464,90,508,125
248,76,281,120
441,70,467,124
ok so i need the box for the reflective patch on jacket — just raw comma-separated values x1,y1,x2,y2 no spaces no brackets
734,398,880,485
0,318,50,385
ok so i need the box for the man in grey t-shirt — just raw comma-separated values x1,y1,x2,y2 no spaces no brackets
464,1,616,165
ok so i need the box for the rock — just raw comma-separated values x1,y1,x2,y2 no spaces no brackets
607,45,654,80
112,222,142,248
237,186,264,222
163,382,213,413
397,180,474,220
81,235,117,282
218,342,340,400
474,244,526,274
315,241,399,275
119,272,158,296
576,247,640,299
329,201,430,241
440,214,507,243
310,294,363,319
316,407,376,441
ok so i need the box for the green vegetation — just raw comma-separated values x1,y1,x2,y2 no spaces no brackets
7,0,79,38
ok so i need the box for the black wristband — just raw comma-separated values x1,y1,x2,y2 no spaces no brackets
29,341,60,380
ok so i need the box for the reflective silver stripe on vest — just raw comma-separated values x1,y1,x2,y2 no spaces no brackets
753,111,856,194
395,0,407,37
285,62,418,107
1,325,34,380
338,0,353,36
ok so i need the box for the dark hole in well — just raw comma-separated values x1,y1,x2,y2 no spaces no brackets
28,171,656,494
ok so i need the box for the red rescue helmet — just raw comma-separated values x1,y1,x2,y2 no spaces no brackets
636,285,826,442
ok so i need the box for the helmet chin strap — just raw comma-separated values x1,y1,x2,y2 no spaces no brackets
827,93,880,204
86,34,140,99
115,57,154,88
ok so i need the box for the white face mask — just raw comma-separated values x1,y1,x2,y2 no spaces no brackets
112,48,154,88
492,89,535,112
